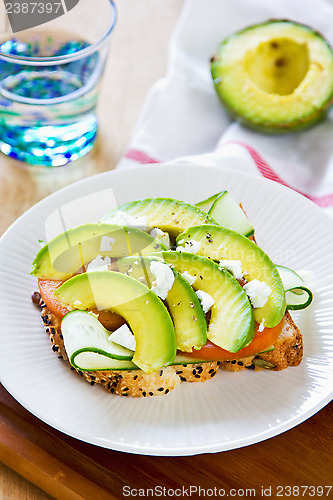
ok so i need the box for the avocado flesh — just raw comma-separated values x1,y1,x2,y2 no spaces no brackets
55,271,176,373
116,256,208,352
211,20,333,131
100,198,218,237
156,251,255,353
176,225,286,328
31,223,164,281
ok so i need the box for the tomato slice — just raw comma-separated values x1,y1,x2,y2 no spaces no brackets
182,320,284,361
38,279,68,317
38,279,125,331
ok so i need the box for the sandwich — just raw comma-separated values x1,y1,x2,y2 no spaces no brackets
31,193,312,397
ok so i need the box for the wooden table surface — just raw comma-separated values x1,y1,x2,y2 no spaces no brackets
0,1,332,499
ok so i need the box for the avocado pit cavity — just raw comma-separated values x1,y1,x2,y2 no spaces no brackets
244,38,309,95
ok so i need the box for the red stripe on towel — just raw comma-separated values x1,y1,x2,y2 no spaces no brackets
125,149,160,164
226,141,333,208
126,144,333,207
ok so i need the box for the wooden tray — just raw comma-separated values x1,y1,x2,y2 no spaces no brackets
0,384,332,499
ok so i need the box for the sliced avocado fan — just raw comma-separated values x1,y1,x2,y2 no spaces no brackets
176,225,286,328
115,255,208,352
154,251,255,353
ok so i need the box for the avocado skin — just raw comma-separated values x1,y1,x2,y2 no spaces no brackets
176,225,286,328
55,271,177,373
210,80,329,134
211,19,333,133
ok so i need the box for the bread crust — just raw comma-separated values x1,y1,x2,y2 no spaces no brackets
39,302,302,395
220,311,303,371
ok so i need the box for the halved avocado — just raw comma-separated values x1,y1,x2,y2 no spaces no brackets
176,225,286,328
211,20,333,131
115,255,207,352
55,271,176,373
100,198,218,237
155,251,255,353
31,223,164,281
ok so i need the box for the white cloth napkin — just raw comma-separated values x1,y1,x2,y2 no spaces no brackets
118,0,333,218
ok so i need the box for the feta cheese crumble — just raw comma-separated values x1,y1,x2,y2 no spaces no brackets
258,319,266,332
86,255,111,272
176,240,201,254
150,228,170,249
219,259,243,280
104,211,148,230
181,271,197,285
195,290,215,313
243,279,272,308
99,235,116,252
108,324,136,351
150,261,175,300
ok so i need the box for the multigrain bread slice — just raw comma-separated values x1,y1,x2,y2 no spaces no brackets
38,293,302,396
39,302,220,397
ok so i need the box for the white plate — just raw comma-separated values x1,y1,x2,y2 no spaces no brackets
0,163,332,456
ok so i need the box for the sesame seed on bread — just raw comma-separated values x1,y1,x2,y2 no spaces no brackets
220,311,303,371
39,297,302,396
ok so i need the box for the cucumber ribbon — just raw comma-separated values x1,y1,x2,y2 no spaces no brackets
61,310,136,371
276,265,313,310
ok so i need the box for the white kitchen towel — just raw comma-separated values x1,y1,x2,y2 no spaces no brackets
118,0,333,217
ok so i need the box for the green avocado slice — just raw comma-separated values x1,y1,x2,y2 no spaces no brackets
31,223,164,280
100,198,218,237
211,20,333,131
155,251,255,353
55,271,176,373
115,255,208,352
176,225,286,328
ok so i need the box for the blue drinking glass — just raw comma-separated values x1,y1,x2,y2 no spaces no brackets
0,0,116,166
